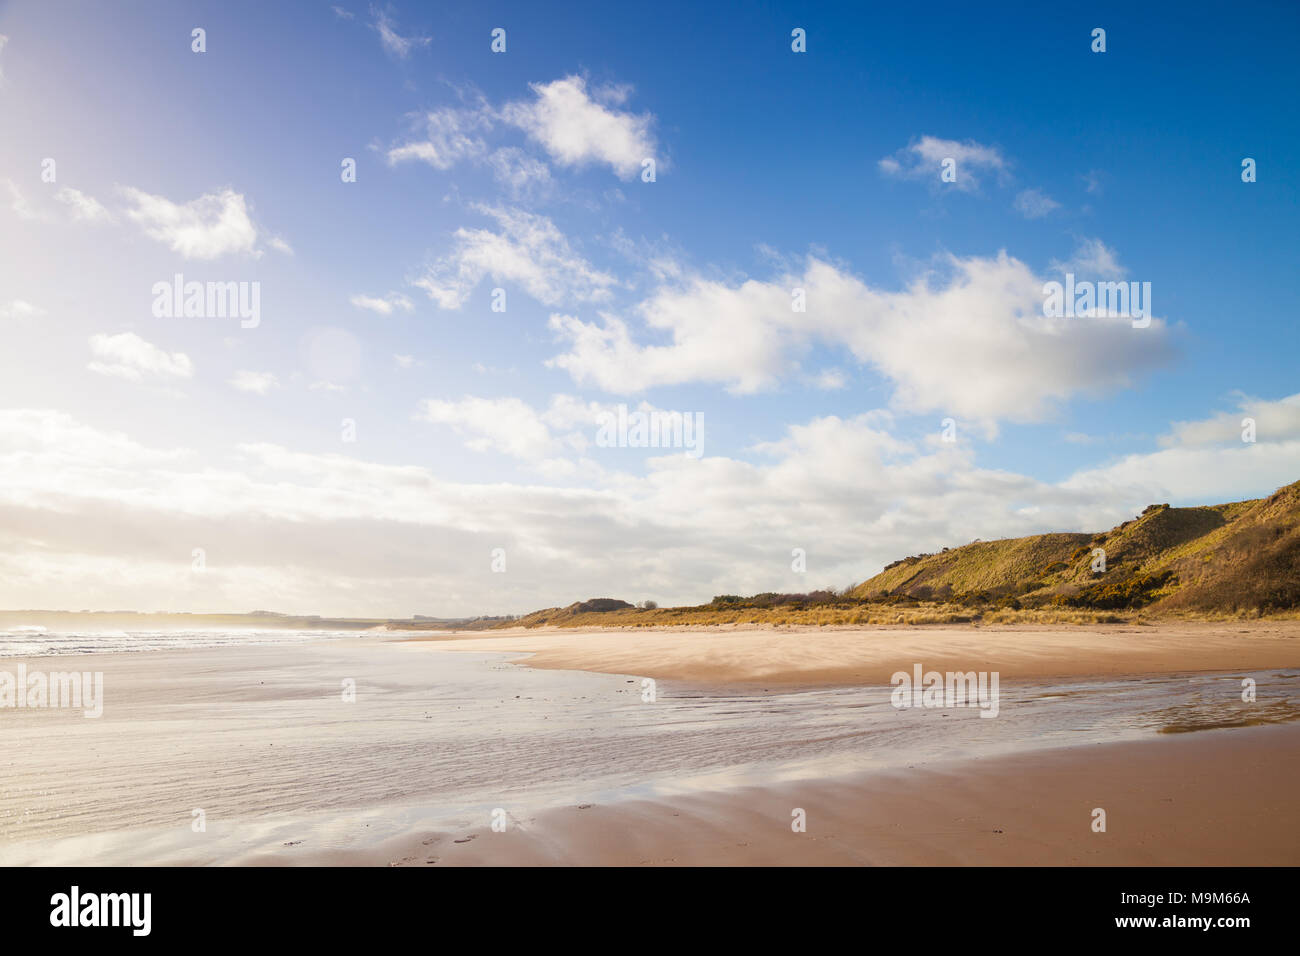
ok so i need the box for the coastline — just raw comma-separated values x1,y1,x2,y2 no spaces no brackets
3,625,1297,866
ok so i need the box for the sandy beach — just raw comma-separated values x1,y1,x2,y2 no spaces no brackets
2,622,1298,866
412,619,1300,687
374,723,1300,867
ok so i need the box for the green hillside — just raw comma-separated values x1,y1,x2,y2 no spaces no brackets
852,480,1300,612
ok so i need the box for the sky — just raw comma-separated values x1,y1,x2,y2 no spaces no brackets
0,0,1297,617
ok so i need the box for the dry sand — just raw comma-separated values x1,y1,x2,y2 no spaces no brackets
406,619,1300,687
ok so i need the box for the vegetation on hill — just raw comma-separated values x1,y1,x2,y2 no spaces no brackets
497,480,1300,628
507,599,635,628
851,480,1299,614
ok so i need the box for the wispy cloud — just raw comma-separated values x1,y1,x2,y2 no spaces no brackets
88,332,193,381
54,186,112,223
0,299,43,319
370,5,430,59
4,178,43,221
350,292,414,314
413,205,619,309
229,370,280,395
879,135,1009,193
1049,237,1126,280
1013,188,1060,219
386,106,489,169
487,147,554,199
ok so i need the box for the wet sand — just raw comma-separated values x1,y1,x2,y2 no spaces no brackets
372,722,1300,867
2,623,1297,866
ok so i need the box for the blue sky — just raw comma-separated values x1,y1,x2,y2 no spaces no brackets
0,0,1297,615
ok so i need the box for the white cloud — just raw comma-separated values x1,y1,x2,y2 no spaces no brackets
413,205,618,309
3,407,1289,617
4,179,42,221
501,75,658,180
1064,440,1300,507
394,354,422,369
487,147,553,198
384,80,647,187
418,395,561,460
229,370,280,395
879,135,1009,192
118,186,278,260
548,251,1176,430
370,7,430,59
0,299,43,319
1013,188,1060,219
87,332,193,381
386,106,488,168
332,5,355,19
811,368,847,390
53,187,112,223
350,292,414,314
0,34,8,83
1160,393,1300,447
1049,237,1126,280
4,181,114,225
415,393,608,461
386,110,553,199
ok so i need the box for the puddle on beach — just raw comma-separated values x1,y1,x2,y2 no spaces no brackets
1145,696,1300,734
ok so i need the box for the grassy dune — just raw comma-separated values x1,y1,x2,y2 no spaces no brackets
500,479,1300,629
852,479,1300,612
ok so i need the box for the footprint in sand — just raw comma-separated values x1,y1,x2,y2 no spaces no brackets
453,835,477,844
